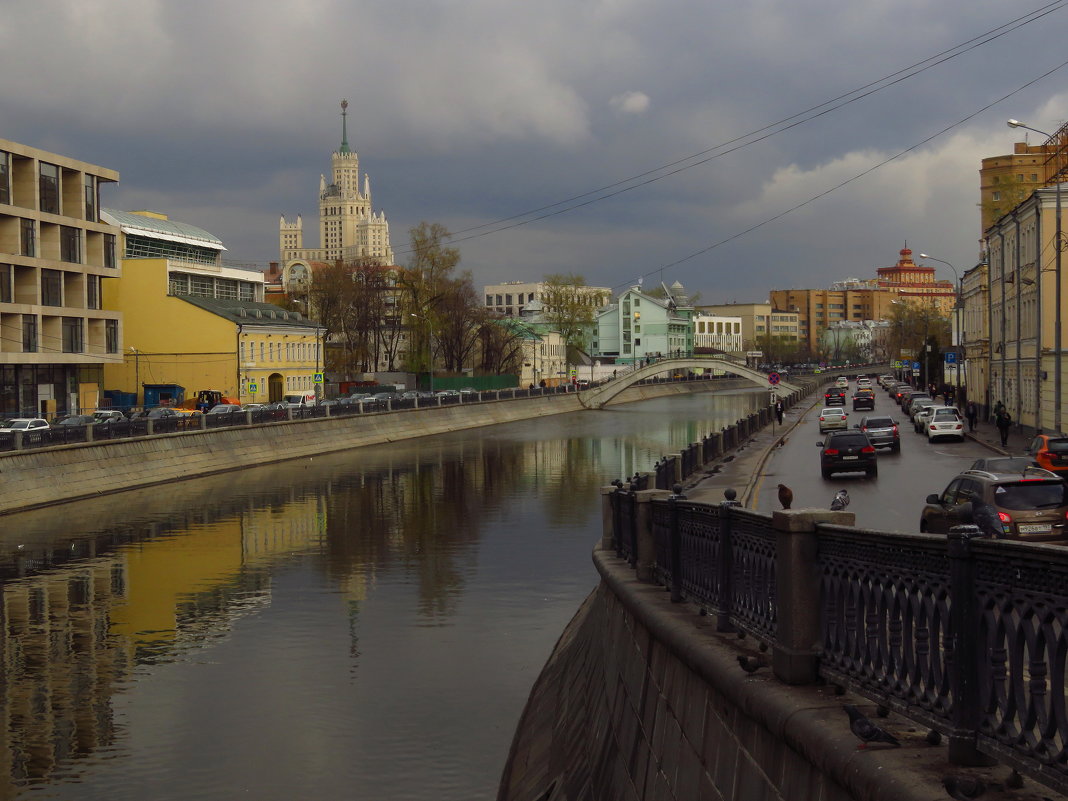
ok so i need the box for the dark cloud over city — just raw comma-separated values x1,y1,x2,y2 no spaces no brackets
4,0,1067,301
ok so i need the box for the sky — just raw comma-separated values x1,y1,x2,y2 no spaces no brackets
4,0,1068,305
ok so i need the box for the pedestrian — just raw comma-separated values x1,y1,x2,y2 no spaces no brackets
774,399,784,425
965,400,978,432
995,405,1012,448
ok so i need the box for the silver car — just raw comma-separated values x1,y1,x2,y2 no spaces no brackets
857,415,901,452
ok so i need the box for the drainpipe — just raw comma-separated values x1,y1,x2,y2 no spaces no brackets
237,324,243,402
1014,213,1022,427
1035,196,1043,433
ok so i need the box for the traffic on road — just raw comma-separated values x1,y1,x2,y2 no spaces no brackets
754,373,1067,539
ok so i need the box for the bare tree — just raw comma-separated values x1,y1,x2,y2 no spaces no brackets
436,275,485,372
540,273,608,359
400,222,462,373
479,319,527,376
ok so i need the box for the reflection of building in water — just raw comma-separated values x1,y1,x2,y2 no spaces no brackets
0,495,328,789
0,559,131,790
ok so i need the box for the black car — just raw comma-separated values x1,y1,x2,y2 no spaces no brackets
851,390,875,410
824,389,846,406
817,430,878,479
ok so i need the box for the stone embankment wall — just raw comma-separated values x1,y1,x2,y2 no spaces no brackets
0,379,757,515
497,551,955,801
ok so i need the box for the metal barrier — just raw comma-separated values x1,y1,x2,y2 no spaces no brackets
605,486,1068,793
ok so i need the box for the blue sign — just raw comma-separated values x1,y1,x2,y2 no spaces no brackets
944,352,957,364
912,361,921,370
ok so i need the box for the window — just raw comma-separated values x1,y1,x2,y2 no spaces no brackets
260,342,265,361
1031,173,1039,181
60,226,81,263
993,191,1001,201
41,269,62,306
104,233,116,268
0,264,10,303
21,219,35,257
105,319,118,353
240,341,246,362
0,150,9,205
39,162,60,214
1017,173,1024,182
62,316,83,352
84,175,97,222
87,274,100,309
22,315,37,352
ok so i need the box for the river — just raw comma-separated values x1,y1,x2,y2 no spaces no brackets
2,389,765,800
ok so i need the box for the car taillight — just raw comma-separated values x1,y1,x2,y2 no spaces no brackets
930,424,937,430
820,416,826,421
824,448,839,455
891,425,898,433
861,446,876,454
998,512,1012,524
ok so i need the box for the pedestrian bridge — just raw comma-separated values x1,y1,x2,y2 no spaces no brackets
578,357,818,409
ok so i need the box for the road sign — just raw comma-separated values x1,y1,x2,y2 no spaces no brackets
768,372,781,385
248,382,258,393
314,373,324,383
893,360,902,369
912,369,920,376
944,352,957,364
912,361,921,370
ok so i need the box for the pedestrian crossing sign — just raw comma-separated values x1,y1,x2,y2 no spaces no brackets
314,373,324,383
248,382,258,393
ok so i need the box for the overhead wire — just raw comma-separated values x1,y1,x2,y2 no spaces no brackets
387,0,1066,259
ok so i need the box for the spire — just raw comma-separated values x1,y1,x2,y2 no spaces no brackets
339,99,351,154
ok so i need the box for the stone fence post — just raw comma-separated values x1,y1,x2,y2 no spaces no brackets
635,489,671,582
771,509,854,685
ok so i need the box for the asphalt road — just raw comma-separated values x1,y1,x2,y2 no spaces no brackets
749,386,993,533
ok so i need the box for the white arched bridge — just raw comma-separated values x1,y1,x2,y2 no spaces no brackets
577,358,890,409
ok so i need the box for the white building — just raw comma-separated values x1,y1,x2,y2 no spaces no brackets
484,280,611,317
694,313,743,354
279,100,393,291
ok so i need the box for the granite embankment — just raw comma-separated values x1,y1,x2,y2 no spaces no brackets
0,378,759,515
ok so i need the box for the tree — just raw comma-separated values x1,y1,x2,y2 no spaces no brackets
540,273,608,360
479,320,527,376
308,258,396,376
435,274,485,372
982,174,1031,227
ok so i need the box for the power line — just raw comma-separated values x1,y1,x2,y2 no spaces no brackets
388,1,1065,258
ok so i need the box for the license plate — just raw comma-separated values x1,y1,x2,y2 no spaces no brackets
1019,524,1052,534
843,455,858,460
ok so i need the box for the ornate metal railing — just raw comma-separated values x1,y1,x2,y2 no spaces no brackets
605,487,1068,794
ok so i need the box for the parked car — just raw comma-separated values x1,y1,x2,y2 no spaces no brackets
901,390,931,410
920,467,1068,541
856,415,900,452
816,430,878,479
54,414,96,426
1026,433,1068,476
0,417,50,434
132,407,182,420
924,406,964,442
459,387,479,397
823,388,846,406
851,389,875,410
92,410,126,425
912,403,942,434
907,397,938,424
206,404,243,415
818,407,849,433
435,389,461,399
970,456,1039,473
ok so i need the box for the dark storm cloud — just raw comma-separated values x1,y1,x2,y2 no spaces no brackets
3,0,1066,302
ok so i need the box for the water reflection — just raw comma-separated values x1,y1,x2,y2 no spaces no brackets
0,390,764,799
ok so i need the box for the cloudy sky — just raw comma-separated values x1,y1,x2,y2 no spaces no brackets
5,0,1067,303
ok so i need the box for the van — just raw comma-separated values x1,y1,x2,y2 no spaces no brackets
284,392,318,408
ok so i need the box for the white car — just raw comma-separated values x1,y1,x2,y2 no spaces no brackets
835,376,849,389
818,407,849,433
925,407,965,442
0,417,50,433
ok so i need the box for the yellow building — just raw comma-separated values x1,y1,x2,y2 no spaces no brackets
0,139,123,416
102,210,323,406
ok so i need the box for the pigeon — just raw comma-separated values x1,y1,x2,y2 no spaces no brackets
942,775,988,800
737,655,766,674
830,489,849,511
843,704,900,748
777,483,793,509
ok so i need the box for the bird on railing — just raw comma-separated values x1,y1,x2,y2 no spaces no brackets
736,655,766,674
843,705,900,749
777,484,793,509
942,775,991,800
830,489,849,511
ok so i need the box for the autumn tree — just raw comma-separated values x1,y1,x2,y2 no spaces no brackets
540,273,609,359
308,258,397,376
399,222,466,374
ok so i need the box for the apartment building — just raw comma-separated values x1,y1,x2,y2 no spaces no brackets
0,139,122,416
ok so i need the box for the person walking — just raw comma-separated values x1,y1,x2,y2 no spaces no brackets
774,399,784,425
965,400,978,433
995,405,1012,448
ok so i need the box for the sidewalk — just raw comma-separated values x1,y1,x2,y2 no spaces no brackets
964,417,1035,456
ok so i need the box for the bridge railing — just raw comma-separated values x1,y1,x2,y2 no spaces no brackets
602,489,1068,793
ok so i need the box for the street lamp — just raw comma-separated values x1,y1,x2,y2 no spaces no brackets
920,254,962,404
1008,118,1064,433
409,313,434,393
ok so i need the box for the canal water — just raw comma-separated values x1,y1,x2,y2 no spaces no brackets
2,389,765,800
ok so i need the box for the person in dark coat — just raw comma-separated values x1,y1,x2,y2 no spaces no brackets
965,401,978,432
774,399,784,425
995,405,1012,447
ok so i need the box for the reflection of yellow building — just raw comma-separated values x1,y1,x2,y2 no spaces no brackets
101,210,324,405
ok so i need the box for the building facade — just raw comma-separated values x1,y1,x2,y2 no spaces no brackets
484,280,612,317
695,303,800,353
693,313,743,354
0,139,122,416
102,210,322,406
279,100,394,278
592,286,694,363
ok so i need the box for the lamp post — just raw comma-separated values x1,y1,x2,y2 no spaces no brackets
1008,118,1064,433
409,313,434,393
920,254,962,404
